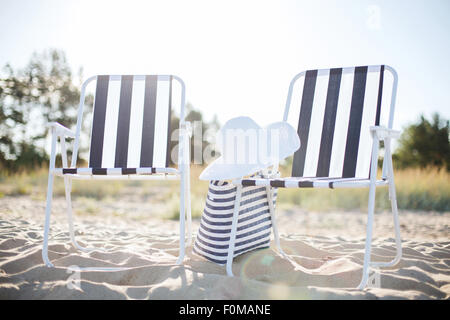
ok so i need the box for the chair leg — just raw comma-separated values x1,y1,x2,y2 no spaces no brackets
370,159,402,268
357,180,377,290
185,166,192,246
388,175,402,264
42,172,55,268
42,132,59,268
63,177,101,253
226,185,242,277
369,191,402,268
176,172,186,265
266,186,286,258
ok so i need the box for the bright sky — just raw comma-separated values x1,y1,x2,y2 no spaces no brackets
1,0,449,130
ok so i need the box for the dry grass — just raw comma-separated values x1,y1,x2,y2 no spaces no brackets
0,166,448,218
276,167,450,212
0,165,210,219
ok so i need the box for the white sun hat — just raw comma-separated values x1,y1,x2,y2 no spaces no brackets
199,116,300,181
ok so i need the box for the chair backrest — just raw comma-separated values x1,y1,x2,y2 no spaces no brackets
284,65,397,179
72,75,186,169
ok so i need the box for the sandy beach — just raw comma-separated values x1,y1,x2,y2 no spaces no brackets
0,195,449,300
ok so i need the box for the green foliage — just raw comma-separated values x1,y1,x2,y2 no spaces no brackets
394,113,450,171
0,49,82,172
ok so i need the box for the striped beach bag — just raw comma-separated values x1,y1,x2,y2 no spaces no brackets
193,178,277,265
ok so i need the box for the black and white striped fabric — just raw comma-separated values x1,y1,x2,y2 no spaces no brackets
51,74,175,178
54,167,177,176
57,75,174,176
193,180,277,265
89,75,173,170
291,65,385,179
240,176,388,188
240,65,388,188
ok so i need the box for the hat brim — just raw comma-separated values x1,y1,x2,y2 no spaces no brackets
199,157,266,181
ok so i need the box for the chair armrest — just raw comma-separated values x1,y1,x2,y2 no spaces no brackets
370,126,400,140
48,122,76,138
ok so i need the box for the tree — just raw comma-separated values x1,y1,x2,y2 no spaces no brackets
394,113,450,171
0,49,83,172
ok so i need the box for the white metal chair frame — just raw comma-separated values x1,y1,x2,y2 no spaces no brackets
227,65,402,290
42,75,192,269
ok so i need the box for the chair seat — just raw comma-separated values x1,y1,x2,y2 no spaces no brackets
53,167,179,176
238,177,388,189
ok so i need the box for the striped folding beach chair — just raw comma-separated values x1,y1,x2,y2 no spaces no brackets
230,65,402,289
42,75,192,268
